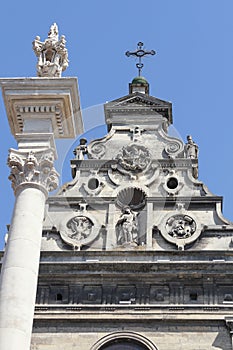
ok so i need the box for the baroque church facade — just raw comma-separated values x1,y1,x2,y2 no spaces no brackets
1,24,233,350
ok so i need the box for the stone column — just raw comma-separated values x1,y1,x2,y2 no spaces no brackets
0,77,82,350
0,148,58,350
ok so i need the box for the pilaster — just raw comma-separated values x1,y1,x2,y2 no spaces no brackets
146,202,153,249
106,203,117,249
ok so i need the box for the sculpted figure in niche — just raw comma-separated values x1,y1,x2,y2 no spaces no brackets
73,138,88,160
185,135,198,159
116,206,139,245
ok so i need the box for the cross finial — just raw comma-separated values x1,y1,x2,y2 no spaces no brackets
125,42,156,76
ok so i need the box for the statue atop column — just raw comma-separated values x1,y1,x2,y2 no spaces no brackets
32,23,69,77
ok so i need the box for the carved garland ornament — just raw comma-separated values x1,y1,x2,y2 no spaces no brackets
116,144,151,172
8,149,59,193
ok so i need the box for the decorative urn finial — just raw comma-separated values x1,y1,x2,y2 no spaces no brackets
32,23,69,77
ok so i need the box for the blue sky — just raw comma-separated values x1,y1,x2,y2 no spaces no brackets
0,0,233,248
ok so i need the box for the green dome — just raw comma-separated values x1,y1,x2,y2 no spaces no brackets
131,76,148,85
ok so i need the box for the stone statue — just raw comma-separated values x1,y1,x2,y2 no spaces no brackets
32,23,69,77
116,206,139,245
185,135,198,159
73,138,88,160
185,135,199,179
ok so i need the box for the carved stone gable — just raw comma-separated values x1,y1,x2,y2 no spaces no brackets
104,92,172,126
117,95,161,107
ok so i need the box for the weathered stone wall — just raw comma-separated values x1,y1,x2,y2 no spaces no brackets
31,321,231,350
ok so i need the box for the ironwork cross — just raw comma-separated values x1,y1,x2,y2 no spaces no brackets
125,42,156,76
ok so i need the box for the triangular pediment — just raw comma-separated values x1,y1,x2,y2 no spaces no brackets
108,92,171,108
104,92,172,125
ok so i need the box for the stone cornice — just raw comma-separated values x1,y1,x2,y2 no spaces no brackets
35,250,233,263
47,195,223,209
0,77,83,138
33,305,233,320
71,158,198,170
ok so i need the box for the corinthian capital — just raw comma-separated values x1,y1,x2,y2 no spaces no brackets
8,149,59,194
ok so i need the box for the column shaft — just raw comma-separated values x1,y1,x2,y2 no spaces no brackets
0,185,46,350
